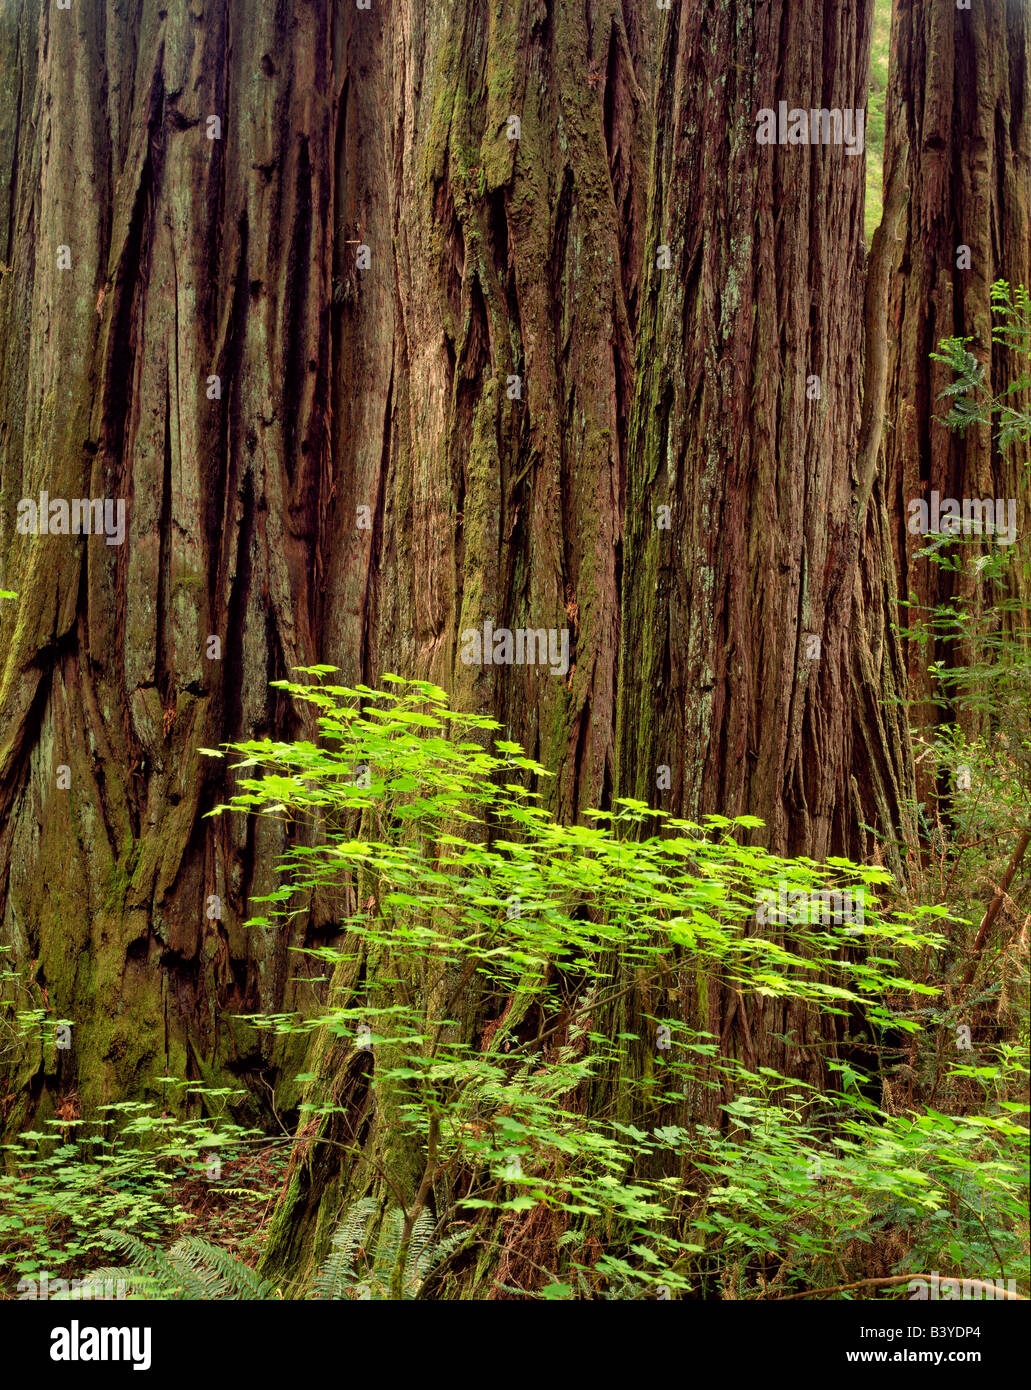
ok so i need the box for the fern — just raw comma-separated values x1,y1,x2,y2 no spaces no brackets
367,1208,405,1294
404,1208,436,1290
77,1204,469,1301
414,1225,470,1290
103,1232,192,1298
173,1236,276,1300
87,1230,276,1300
311,1197,378,1299
311,1199,470,1299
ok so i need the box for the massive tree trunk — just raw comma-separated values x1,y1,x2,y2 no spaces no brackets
617,0,907,860
614,0,916,1086
0,0,651,1130
882,0,1031,795
0,0,343,1132
328,0,654,815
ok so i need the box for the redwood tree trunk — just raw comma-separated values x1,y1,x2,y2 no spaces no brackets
882,0,1031,797
0,0,651,1129
614,0,916,1085
0,0,344,1131
619,0,877,857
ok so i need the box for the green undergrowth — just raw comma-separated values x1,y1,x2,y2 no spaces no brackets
1,675,1025,1299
